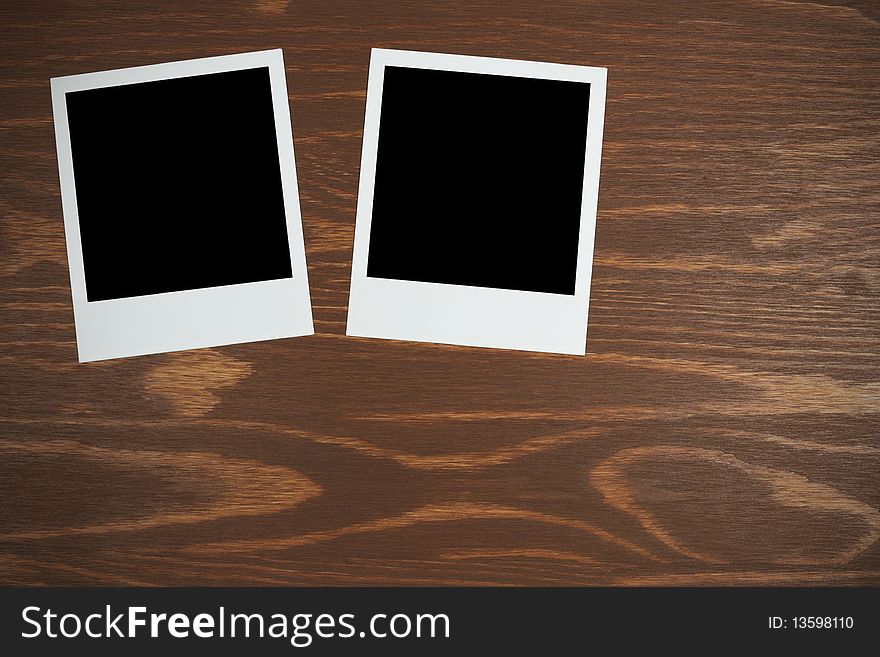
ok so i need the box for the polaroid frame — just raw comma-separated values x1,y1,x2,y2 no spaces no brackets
346,49,607,356
51,49,313,362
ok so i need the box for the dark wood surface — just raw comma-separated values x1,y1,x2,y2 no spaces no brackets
1,0,878,586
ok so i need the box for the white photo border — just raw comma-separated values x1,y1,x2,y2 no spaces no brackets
346,48,607,355
51,49,313,362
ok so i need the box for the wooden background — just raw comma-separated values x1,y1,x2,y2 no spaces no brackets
1,0,878,586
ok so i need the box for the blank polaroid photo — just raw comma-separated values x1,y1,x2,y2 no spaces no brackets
346,49,606,355
51,49,313,362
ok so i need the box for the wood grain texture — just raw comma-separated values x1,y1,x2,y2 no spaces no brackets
0,0,878,586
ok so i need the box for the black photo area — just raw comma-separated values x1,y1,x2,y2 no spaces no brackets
366,66,590,296
65,66,293,302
